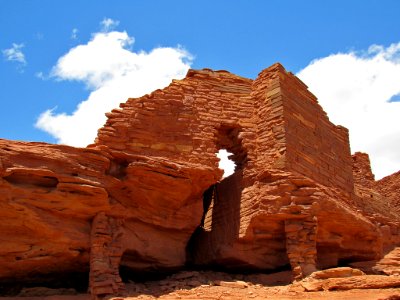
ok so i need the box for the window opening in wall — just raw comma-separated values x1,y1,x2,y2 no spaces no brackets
216,149,236,178
214,125,247,179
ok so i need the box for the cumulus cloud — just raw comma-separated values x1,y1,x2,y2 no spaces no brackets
2,43,26,65
297,42,400,179
36,24,192,147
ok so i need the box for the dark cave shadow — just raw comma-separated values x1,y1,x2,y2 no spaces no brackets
186,170,243,268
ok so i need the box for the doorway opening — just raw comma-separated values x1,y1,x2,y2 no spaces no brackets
186,125,247,268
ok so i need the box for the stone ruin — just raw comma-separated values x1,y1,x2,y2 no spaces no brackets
0,63,399,298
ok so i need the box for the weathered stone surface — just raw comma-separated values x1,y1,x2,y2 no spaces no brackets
299,274,400,292
213,280,248,289
0,63,399,298
349,247,400,276
0,141,110,281
309,267,365,279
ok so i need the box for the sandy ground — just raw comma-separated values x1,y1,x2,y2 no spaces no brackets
1,278,400,300
1,263,400,300
0,287,399,300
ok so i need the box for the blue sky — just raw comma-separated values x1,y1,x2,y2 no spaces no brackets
1,0,400,178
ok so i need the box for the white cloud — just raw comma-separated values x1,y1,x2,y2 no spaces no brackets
297,42,400,179
100,18,120,32
36,26,192,147
71,28,78,40
2,43,26,65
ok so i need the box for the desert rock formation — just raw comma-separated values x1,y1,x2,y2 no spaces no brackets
0,63,399,299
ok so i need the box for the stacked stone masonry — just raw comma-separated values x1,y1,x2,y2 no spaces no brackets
352,152,376,189
285,215,318,280
89,212,125,298
0,63,399,299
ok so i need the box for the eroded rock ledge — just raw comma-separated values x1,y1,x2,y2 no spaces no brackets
0,63,399,299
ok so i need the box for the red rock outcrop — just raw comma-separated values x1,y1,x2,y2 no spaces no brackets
0,140,217,296
0,142,110,280
0,63,399,299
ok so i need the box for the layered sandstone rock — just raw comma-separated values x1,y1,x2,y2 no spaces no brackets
0,140,218,296
0,141,110,281
0,63,399,299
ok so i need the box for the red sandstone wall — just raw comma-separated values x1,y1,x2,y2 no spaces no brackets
97,64,355,192
376,171,400,212
249,64,354,192
352,152,375,189
96,69,256,177
252,64,287,169
276,65,353,193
